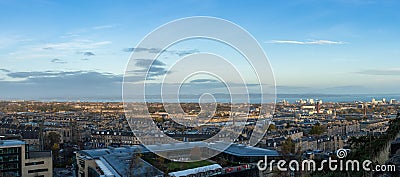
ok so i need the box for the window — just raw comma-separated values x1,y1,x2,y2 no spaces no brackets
25,161,45,166
28,168,48,173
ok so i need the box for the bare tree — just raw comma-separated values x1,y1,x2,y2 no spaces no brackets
190,146,202,160
125,149,143,177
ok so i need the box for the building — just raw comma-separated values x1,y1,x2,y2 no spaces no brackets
0,140,52,177
90,130,140,148
168,164,222,177
294,135,344,153
76,145,163,177
283,129,303,140
76,142,281,177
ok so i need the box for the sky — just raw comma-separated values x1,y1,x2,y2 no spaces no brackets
0,0,400,100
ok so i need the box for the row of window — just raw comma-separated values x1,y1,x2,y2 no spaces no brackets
0,154,20,162
0,147,20,154
0,163,19,170
25,161,44,166
28,168,48,173
0,171,20,177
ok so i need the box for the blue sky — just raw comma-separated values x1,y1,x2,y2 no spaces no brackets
0,0,399,100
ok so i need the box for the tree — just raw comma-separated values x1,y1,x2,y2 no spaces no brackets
190,146,202,161
52,143,60,158
44,132,61,150
156,155,165,168
309,125,325,135
125,149,143,177
281,137,295,155
44,132,61,165
268,124,277,131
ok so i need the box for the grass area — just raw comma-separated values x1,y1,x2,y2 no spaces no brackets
166,160,212,171
142,155,213,172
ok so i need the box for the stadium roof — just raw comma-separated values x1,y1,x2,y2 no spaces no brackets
223,144,280,157
168,164,222,177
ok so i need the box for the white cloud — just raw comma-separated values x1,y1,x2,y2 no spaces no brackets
61,24,115,38
60,34,80,38
357,68,400,75
92,25,114,30
41,39,111,51
265,39,345,45
0,35,35,48
6,39,111,61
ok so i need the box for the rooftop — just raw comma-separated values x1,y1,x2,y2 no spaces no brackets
102,152,162,176
81,142,281,159
0,139,25,147
223,144,280,157
29,151,52,158
80,145,150,158
79,145,162,177
168,164,222,177
95,159,115,177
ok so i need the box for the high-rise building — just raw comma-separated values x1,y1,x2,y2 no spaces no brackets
372,98,377,105
0,140,53,177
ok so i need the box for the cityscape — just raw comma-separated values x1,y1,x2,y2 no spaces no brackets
0,97,399,176
1,0,400,177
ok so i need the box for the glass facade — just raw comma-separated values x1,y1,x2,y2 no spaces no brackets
0,147,22,177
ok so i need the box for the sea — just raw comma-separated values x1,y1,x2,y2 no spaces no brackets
20,93,400,103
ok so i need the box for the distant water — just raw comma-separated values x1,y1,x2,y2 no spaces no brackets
277,94,400,103
28,94,400,103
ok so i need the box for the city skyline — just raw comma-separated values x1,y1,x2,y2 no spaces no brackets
1,0,400,100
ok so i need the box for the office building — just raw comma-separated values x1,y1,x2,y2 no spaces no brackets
0,140,52,177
